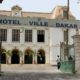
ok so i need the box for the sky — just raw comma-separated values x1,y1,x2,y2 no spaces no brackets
0,0,80,20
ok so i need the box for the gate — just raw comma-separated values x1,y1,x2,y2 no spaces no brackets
60,42,75,73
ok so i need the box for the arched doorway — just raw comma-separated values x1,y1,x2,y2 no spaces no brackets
11,48,19,64
1,53,6,64
24,49,33,64
1,49,6,64
37,49,45,64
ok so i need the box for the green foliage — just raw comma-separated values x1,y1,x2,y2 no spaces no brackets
19,50,23,57
5,50,12,56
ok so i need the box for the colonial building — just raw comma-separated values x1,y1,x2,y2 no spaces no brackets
0,5,77,65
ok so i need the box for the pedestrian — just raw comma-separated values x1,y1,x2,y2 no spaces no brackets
56,55,61,69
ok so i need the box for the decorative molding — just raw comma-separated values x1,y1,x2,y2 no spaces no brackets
11,5,22,10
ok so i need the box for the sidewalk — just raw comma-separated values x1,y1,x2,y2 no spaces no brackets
1,64,61,73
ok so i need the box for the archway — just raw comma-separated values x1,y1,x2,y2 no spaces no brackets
24,49,33,64
1,48,6,64
37,49,45,64
1,53,6,64
11,48,20,64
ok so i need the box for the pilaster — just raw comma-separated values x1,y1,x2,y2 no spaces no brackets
73,34,80,74
20,29,24,44
33,29,37,44
7,29,12,44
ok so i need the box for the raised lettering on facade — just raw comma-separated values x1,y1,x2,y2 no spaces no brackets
56,23,77,28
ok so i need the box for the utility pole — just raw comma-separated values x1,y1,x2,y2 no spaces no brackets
66,0,69,55
64,0,69,59
67,0,69,19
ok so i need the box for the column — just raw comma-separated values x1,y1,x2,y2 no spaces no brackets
20,57,23,64
8,56,11,64
33,49,37,64
45,48,50,64
33,29,37,44
72,34,80,74
7,29,12,44
20,29,24,44
45,29,49,45
19,50,24,64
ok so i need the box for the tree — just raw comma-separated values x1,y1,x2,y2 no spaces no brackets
5,50,12,57
4,50,12,64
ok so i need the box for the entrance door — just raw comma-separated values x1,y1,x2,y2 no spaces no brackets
11,53,19,64
24,49,33,64
24,54,33,64
37,49,45,64
11,49,20,64
1,53,6,64
37,55,45,64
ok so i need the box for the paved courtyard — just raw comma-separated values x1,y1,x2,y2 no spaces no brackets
0,72,80,80
0,64,79,80
1,64,61,73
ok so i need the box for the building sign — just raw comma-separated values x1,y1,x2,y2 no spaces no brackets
56,23,77,28
0,19,20,25
0,16,79,28
29,21,48,26
0,18,48,27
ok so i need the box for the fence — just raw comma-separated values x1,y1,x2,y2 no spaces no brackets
60,60,75,73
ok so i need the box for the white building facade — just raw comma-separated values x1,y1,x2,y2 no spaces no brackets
0,5,78,65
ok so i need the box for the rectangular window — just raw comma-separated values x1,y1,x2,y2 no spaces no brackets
63,10,68,18
0,29,7,41
25,30,32,42
64,30,68,42
12,29,20,42
37,30,45,42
